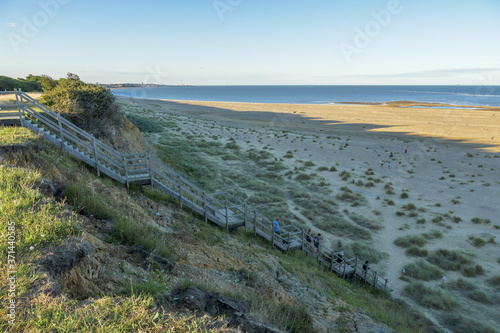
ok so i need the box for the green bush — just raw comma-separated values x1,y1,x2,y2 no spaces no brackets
41,74,120,137
405,246,428,257
441,313,497,333
426,249,471,271
403,282,457,310
0,75,43,92
125,114,163,133
403,260,443,281
394,235,427,248
461,264,484,277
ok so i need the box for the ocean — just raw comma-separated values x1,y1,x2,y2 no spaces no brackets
111,85,500,107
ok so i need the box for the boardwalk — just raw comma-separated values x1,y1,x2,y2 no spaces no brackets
3,89,390,292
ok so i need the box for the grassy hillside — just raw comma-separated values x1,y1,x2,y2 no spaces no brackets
0,122,440,332
0,76,42,92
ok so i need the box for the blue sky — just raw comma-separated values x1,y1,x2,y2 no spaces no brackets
1,0,500,85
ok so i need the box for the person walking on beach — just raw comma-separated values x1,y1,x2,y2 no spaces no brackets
314,233,321,256
389,152,393,158
273,218,280,240
405,148,408,154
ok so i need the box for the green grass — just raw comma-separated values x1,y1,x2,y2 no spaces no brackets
124,113,164,133
426,249,472,271
0,167,78,254
394,235,427,248
441,313,497,333
271,249,436,333
405,246,428,257
461,264,484,277
8,293,238,332
403,282,457,310
0,126,38,145
403,260,443,281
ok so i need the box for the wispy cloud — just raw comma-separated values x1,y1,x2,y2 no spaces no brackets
344,68,500,79
7,22,17,28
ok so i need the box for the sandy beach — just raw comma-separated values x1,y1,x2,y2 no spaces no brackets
118,96,500,330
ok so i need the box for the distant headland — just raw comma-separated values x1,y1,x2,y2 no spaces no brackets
98,83,190,89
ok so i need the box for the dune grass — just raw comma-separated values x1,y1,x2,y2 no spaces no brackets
426,249,472,271
403,260,443,281
403,282,457,310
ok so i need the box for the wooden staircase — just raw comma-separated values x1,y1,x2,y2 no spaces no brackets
5,89,391,292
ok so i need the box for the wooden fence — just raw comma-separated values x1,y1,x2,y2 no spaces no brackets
6,88,390,291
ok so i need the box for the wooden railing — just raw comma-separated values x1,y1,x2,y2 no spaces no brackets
12,88,390,292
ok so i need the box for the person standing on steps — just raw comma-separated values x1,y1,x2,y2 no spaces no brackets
314,233,321,256
273,218,280,240
306,229,313,252
363,261,369,275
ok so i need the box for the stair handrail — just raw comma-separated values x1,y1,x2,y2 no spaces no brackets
13,89,390,291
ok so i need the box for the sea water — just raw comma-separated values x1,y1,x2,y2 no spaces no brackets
111,85,500,107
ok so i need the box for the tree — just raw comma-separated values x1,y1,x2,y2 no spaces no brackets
40,75,119,137
0,76,42,92
26,74,57,92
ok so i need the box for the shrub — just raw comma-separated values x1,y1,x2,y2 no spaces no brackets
462,264,484,277
427,249,471,271
403,282,457,309
486,275,500,289
468,236,486,247
405,246,428,257
400,192,409,199
41,74,120,137
125,114,163,133
225,141,240,150
403,260,443,281
0,75,43,92
441,313,497,333
394,235,427,248
402,203,417,210
295,173,312,181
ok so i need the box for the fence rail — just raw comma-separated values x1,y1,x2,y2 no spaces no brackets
7,88,390,292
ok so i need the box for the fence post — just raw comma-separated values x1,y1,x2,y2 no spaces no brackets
203,192,207,223
301,229,304,254
225,206,229,231
271,221,274,248
342,257,347,278
178,177,183,208
123,156,129,190
57,113,64,151
317,243,320,263
253,211,257,236
244,203,247,233
353,257,357,278
373,272,378,287
15,89,24,127
92,136,100,177
330,251,335,272
384,279,388,290
147,153,153,189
